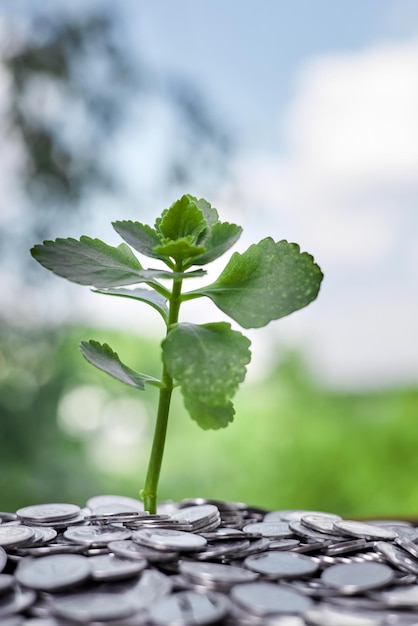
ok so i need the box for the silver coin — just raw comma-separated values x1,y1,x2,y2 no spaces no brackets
86,495,144,513
86,511,150,523
371,583,418,608
180,498,245,511
52,591,139,622
125,569,173,610
88,554,147,581
64,525,131,545
0,525,35,547
194,539,251,561
179,560,258,587
128,519,189,531
0,514,17,523
108,540,178,563
265,510,330,523
395,536,418,560
15,553,91,591
244,551,319,579
16,503,80,522
293,540,334,555
243,522,293,538
25,513,86,529
289,520,342,542
201,528,246,541
268,539,300,551
281,579,337,599
133,528,207,552
374,540,418,575
0,586,36,618
0,546,6,572
230,581,313,616
0,574,14,596
326,539,369,556
384,524,418,541
0,618,25,626
16,542,86,557
18,526,58,548
301,513,342,535
333,520,398,541
236,537,272,558
148,590,229,626
320,561,394,593
171,505,219,525
303,604,382,625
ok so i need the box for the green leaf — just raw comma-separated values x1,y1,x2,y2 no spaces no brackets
156,195,207,241
182,395,235,430
31,237,144,288
190,238,323,329
93,288,168,322
162,322,251,429
153,237,206,261
144,268,207,280
192,221,242,265
112,221,164,260
80,340,161,389
31,236,206,288
195,198,219,228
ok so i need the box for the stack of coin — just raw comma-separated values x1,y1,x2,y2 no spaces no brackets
2,496,418,624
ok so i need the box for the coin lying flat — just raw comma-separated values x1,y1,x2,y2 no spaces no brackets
231,581,313,616
64,525,131,545
0,526,34,548
52,591,140,622
86,495,144,513
193,539,251,561
149,590,229,626
179,560,258,589
244,551,319,579
108,539,178,563
16,503,80,523
243,522,294,538
301,513,343,535
171,505,220,528
321,561,395,593
133,528,207,552
15,554,91,591
333,520,398,541
303,604,382,625
88,554,147,581
289,520,342,542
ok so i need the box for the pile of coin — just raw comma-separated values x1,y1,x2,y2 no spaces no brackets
2,496,418,624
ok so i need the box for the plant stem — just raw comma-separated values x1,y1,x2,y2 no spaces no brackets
141,268,183,514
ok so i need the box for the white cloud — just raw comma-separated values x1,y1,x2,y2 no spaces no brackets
218,40,418,387
286,42,418,187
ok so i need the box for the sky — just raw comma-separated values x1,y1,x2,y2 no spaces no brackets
1,0,418,389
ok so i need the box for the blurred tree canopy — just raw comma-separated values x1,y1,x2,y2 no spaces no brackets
1,323,418,516
0,5,232,269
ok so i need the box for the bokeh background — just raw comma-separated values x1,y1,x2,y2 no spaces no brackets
1,0,417,516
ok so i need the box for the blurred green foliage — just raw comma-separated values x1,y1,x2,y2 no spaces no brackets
1,325,417,517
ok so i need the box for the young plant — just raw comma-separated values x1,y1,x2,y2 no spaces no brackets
31,195,323,513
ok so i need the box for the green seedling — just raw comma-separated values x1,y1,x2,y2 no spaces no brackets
31,195,323,513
